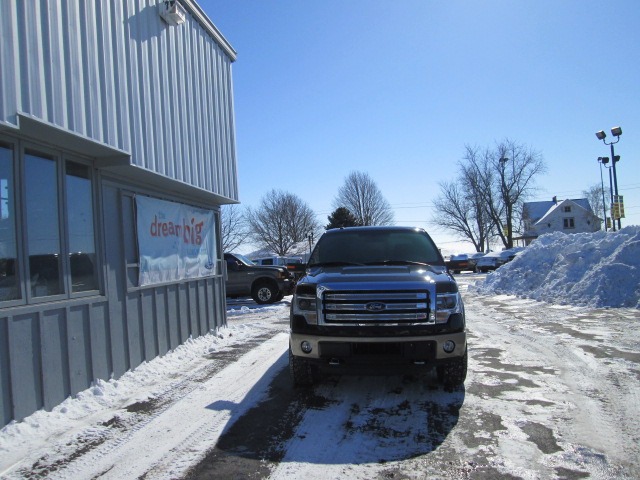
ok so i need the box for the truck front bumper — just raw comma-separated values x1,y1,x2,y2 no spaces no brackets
289,331,466,366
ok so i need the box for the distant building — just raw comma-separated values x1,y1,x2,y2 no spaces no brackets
519,198,601,245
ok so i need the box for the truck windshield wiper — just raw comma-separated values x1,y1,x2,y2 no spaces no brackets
308,261,365,267
364,260,430,266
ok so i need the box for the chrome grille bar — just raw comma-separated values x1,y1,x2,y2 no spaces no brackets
321,289,433,325
325,312,429,322
325,292,427,301
326,303,428,311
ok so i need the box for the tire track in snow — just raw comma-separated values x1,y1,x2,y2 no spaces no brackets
46,332,289,480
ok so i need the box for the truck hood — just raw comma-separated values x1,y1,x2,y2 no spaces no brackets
251,265,287,273
301,264,454,291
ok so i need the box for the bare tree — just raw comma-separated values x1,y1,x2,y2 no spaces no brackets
334,171,394,226
246,189,321,256
433,176,491,252
433,181,486,252
220,204,250,252
462,140,546,249
583,183,609,228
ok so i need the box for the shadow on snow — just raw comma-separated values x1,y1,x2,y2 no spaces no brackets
188,352,465,477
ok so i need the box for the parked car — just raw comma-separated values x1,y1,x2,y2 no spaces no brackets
467,252,487,270
224,252,295,304
446,252,486,273
475,248,523,273
446,254,471,273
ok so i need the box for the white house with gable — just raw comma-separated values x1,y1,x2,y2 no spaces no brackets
520,198,601,245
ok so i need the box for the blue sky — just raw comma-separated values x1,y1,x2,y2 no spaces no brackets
200,0,640,252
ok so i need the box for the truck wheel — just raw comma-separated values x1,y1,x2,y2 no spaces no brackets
289,348,315,386
436,348,468,387
252,282,277,304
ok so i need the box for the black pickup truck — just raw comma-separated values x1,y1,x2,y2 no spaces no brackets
224,252,295,304
288,226,467,387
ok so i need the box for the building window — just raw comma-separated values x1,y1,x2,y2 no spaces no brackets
25,152,63,297
563,218,575,229
0,144,19,301
66,162,98,292
564,206,571,213
0,139,100,306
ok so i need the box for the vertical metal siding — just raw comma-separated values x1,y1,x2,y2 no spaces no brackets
66,305,93,396
0,317,12,426
9,313,44,421
2,0,238,201
40,309,69,412
89,302,112,382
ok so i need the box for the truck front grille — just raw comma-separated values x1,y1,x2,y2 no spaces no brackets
321,290,433,325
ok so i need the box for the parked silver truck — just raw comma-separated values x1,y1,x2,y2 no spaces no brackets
289,226,467,387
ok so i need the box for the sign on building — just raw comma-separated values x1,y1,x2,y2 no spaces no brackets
136,196,216,286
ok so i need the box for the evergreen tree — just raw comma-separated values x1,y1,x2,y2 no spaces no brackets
326,207,360,230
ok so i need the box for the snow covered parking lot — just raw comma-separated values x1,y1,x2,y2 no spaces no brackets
1,229,639,479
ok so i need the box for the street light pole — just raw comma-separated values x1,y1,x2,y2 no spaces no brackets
498,156,512,248
609,142,621,230
307,231,314,256
595,127,622,230
597,157,611,231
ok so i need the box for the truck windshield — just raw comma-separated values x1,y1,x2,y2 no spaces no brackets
308,230,443,267
232,253,255,266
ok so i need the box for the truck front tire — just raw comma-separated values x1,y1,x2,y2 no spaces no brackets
252,281,278,304
289,348,315,386
436,348,468,387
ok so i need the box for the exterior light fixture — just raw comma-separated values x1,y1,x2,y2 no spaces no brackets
159,0,186,26
595,125,623,230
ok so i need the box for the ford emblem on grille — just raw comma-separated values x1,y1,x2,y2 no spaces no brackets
365,302,386,312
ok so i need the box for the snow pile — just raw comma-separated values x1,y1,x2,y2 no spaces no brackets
473,226,640,309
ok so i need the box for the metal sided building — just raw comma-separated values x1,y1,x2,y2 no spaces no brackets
0,0,238,426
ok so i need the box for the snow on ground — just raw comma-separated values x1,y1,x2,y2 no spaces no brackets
473,226,640,309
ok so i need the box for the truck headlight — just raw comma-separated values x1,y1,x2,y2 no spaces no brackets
435,292,463,323
292,284,318,324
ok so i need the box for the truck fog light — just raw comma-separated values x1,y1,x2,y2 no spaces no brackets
301,341,313,354
299,299,311,309
443,340,455,353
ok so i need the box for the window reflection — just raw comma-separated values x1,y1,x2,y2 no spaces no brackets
0,144,19,301
25,152,62,297
66,162,97,292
